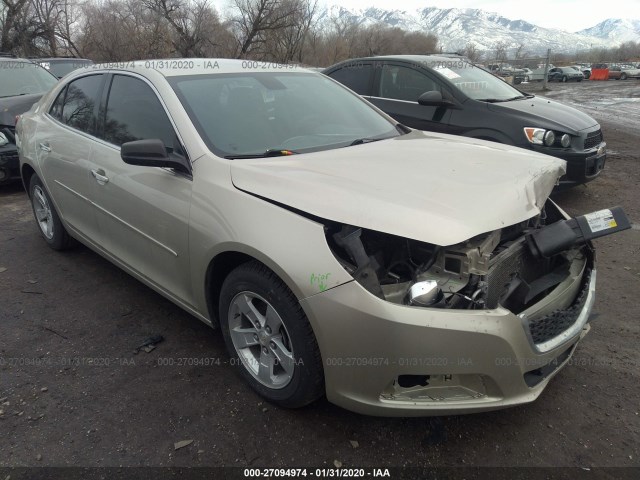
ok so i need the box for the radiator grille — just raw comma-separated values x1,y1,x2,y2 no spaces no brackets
584,129,603,150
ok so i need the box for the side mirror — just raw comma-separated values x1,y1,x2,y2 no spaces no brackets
417,91,454,107
121,139,190,174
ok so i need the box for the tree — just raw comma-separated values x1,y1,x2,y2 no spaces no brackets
231,0,309,59
141,0,228,57
463,42,480,63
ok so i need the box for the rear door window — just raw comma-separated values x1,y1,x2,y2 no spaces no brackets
52,75,104,134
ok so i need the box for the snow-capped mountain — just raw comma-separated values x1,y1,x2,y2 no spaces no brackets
578,19,640,44
324,6,640,54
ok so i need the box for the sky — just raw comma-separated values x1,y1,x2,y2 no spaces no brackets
217,0,640,33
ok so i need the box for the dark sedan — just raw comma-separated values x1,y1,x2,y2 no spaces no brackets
0,56,58,185
323,55,606,188
548,67,584,82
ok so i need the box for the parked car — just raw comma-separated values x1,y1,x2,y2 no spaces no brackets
571,65,591,79
610,65,640,80
621,66,640,79
608,66,624,80
17,59,630,415
0,53,58,185
548,67,584,82
486,64,525,84
324,55,606,188
36,57,94,79
521,67,547,82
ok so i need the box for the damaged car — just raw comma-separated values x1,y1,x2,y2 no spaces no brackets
0,54,58,185
17,60,630,416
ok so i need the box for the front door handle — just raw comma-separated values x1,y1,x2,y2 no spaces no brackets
39,142,51,153
91,169,109,185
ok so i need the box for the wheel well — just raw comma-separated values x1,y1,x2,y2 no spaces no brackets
21,164,36,196
205,251,255,326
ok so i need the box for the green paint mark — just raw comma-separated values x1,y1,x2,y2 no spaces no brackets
310,273,331,292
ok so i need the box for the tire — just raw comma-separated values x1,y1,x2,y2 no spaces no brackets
577,78,582,82
219,260,324,408
29,174,74,250
561,75,568,82
621,73,627,80
584,72,590,79
525,75,530,82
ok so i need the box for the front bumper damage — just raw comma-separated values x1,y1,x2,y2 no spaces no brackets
301,205,628,416
302,264,595,416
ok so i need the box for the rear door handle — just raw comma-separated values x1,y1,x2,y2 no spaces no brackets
39,142,51,153
91,169,109,185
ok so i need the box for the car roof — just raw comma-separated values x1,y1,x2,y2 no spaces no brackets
0,56,32,62
37,57,93,62
328,54,472,67
87,58,317,77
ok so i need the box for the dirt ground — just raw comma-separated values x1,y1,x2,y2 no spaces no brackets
0,81,639,474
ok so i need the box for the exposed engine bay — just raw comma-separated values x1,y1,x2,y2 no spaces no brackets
326,201,629,315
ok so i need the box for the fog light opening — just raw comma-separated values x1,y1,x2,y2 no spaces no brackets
381,374,491,403
397,375,430,388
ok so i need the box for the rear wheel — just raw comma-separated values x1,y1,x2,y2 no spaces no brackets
621,73,627,80
29,175,74,250
561,75,568,82
219,261,324,408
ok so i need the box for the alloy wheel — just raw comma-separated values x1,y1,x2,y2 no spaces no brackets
228,291,295,389
32,185,54,239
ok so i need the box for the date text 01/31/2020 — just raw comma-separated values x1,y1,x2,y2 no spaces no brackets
243,468,391,477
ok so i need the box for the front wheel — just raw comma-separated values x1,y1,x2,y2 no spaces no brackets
29,174,74,250
219,261,324,408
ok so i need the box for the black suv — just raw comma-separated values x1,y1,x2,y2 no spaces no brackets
323,55,606,188
0,54,58,185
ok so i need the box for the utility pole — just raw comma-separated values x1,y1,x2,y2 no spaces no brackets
543,49,551,90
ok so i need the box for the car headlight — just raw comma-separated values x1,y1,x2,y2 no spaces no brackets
0,132,8,147
523,127,547,145
524,127,571,148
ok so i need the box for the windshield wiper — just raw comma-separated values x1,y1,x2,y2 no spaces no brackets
350,137,385,146
224,149,298,159
478,95,532,103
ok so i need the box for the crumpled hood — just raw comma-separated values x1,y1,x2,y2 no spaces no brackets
230,131,566,246
0,93,43,126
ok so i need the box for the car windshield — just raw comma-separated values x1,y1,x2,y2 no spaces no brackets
169,72,400,158
40,60,93,78
433,62,525,102
0,61,58,97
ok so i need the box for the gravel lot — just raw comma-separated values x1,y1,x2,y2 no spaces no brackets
1,80,639,475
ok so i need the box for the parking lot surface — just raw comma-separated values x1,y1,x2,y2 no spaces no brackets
1,81,639,470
